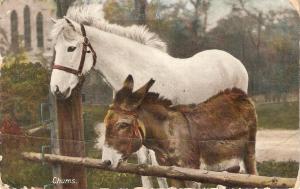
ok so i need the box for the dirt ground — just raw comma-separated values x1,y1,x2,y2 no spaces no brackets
256,129,300,162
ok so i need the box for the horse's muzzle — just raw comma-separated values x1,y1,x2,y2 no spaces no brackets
54,86,71,100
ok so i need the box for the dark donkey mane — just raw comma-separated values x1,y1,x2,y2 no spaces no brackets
141,87,248,109
139,88,249,121
142,92,173,108
202,87,248,104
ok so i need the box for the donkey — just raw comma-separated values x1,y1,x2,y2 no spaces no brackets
101,75,258,187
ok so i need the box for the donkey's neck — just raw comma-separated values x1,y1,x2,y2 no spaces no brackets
138,108,200,167
86,27,173,91
137,109,172,164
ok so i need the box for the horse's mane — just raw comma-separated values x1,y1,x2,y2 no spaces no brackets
51,4,167,52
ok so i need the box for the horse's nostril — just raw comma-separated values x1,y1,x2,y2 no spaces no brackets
103,160,111,167
55,85,59,94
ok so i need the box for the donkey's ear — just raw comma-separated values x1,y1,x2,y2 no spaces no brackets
129,78,155,108
114,75,134,104
123,75,134,92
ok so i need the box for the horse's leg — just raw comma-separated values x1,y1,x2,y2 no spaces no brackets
148,150,168,188
136,146,153,188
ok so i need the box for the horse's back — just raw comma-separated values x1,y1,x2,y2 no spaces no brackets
173,49,248,104
192,50,248,92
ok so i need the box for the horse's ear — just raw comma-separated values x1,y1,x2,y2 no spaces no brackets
114,75,134,105
64,16,76,31
129,78,155,108
50,17,57,24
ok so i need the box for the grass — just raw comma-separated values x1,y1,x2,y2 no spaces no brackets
255,101,299,130
257,161,299,178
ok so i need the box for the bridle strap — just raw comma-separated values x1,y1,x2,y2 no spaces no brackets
78,24,87,73
52,23,97,77
109,106,146,139
109,106,138,118
52,64,80,75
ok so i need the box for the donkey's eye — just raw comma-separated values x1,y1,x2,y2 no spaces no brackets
67,46,76,52
117,123,130,129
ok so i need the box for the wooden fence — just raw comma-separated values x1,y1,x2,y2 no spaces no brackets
22,152,296,188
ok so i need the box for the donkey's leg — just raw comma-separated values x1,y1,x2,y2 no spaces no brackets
149,150,168,188
136,146,153,188
244,135,258,175
185,181,201,188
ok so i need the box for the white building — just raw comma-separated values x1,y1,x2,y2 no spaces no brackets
0,0,56,62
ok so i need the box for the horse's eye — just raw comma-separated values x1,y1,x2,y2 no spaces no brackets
67,46,76,52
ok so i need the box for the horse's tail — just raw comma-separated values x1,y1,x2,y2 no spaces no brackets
244,106,258,175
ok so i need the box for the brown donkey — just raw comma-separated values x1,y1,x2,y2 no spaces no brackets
101,75,257,187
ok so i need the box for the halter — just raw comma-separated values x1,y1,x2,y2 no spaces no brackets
109,106,146,139
52,24,97,77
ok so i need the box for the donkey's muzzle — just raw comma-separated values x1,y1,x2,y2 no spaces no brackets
102,160,111,167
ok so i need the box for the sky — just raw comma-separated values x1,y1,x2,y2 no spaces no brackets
156,0,294,29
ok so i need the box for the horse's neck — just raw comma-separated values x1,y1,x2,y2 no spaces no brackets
87,27,171,91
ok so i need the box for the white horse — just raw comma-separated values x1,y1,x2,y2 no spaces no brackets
50,5,248,188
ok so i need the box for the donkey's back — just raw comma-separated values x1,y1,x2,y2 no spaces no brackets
177,88,257,174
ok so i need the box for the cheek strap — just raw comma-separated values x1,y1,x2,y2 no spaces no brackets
137,120,146,139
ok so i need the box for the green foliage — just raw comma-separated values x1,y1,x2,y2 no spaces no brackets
0,51,49,125
256,102,298,129
2,135,52,188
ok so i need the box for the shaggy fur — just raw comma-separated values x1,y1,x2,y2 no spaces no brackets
102,77,258,188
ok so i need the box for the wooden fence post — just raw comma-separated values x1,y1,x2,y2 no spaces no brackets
49,92,62,189
55,85,87,189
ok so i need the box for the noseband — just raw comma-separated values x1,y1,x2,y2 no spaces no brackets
109,106,146,139
52,24,97,77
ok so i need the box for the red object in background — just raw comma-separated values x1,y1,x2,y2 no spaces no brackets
0,115,23,135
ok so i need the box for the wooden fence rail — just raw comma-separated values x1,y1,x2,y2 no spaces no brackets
22,152,296,188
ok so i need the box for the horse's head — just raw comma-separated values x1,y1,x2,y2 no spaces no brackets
50,17,96,99
102,75,155,168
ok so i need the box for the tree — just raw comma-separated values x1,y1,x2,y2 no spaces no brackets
134,0,147,24
55,0,76,18
0,51,49,125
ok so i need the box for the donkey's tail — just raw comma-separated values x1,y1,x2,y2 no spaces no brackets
244,110,258,175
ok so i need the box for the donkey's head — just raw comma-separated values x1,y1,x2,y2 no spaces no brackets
102,75,155,168
50,17,96,99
